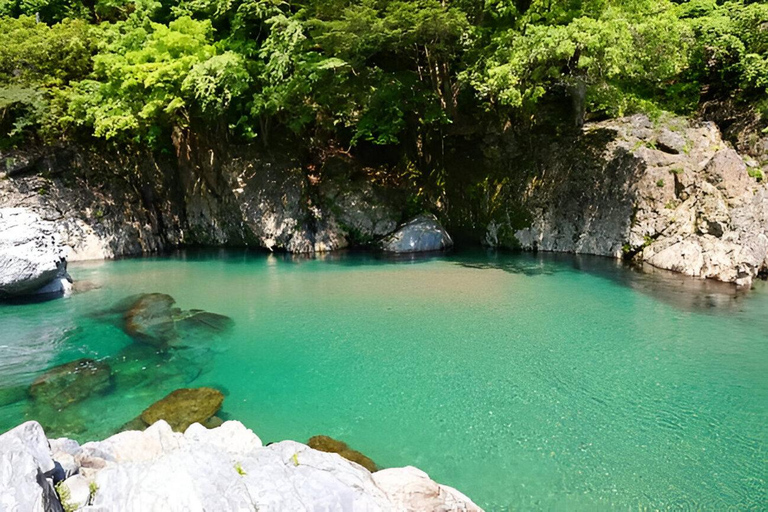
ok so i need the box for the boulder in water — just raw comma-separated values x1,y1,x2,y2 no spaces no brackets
381,214,453,253
29,358,112,410
124,293,179,346
308,435,378,472
107,293,233,346
0,208,72,300
138,387,225,432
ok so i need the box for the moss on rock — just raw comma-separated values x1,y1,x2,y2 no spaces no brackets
308,435,378,472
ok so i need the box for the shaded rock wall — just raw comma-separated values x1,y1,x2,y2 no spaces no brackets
0,139,405,260
480,115,768,286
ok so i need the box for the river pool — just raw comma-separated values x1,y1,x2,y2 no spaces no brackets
1,249,766,510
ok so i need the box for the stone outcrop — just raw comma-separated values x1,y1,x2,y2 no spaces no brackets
0,420,482,512
0,421,62,512
3,116,765,286
308,434,378,472
487,115,768,286
0,149,181,262
382,214,454,253
0,145,404,260
0,208,71,299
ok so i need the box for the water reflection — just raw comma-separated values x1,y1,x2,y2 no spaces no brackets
455,250,749,314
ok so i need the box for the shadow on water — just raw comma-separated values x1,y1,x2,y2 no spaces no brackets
453,249,749,315
158,246,453,267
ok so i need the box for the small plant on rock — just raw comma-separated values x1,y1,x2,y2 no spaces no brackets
55,482,77,512
88,481,99,505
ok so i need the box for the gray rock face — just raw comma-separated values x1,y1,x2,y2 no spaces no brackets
0,208,71,299
496,115,768,286
0,146,403,260
0,421,63,512
382,214,454,253
1,420,482,511
182,152,403,254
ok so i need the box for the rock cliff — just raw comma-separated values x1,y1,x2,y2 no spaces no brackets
2,114,766,287
484,115,768,286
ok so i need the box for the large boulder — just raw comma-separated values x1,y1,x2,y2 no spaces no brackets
0,208,71,299
41,420,482,511
0,421,62,512
111,293,233,346
382,214,454,253
123,293,179,346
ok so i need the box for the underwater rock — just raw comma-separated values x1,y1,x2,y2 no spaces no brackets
123,293,179,346
109,343,214,395
307,435,378,472
104,293,233,347
381,213,453,253
138,387,225,433
29,358,112,410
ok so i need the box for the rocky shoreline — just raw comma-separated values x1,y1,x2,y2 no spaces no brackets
2,115,766,292
1,418,482,512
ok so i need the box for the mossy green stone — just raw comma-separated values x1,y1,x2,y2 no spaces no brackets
29,358,111,410
140,387,224,432
308,435,378,473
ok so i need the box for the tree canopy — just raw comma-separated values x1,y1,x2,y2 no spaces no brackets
1,0,766,149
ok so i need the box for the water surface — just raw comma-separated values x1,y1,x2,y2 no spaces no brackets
1,249,766,510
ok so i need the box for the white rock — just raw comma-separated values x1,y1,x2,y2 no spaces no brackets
58,474,91,510
374,466,483,512
0,208,70,298
0,421,62,512
183,420,262,455
382,214,453,253
6,421,482,512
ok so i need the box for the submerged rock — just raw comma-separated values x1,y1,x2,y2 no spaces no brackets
0,208,71,300
138,387,225,432
29,358,112,410
123,293,179,345
307,434,378,472
381,213,454,253
107,293,233,346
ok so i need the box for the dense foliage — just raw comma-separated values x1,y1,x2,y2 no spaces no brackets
0,0,766,149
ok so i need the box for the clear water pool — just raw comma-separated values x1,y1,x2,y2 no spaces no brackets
1,249,766,510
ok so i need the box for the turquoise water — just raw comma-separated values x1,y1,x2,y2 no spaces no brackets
1,249,766,510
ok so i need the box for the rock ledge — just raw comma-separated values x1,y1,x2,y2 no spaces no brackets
0,420,482,512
